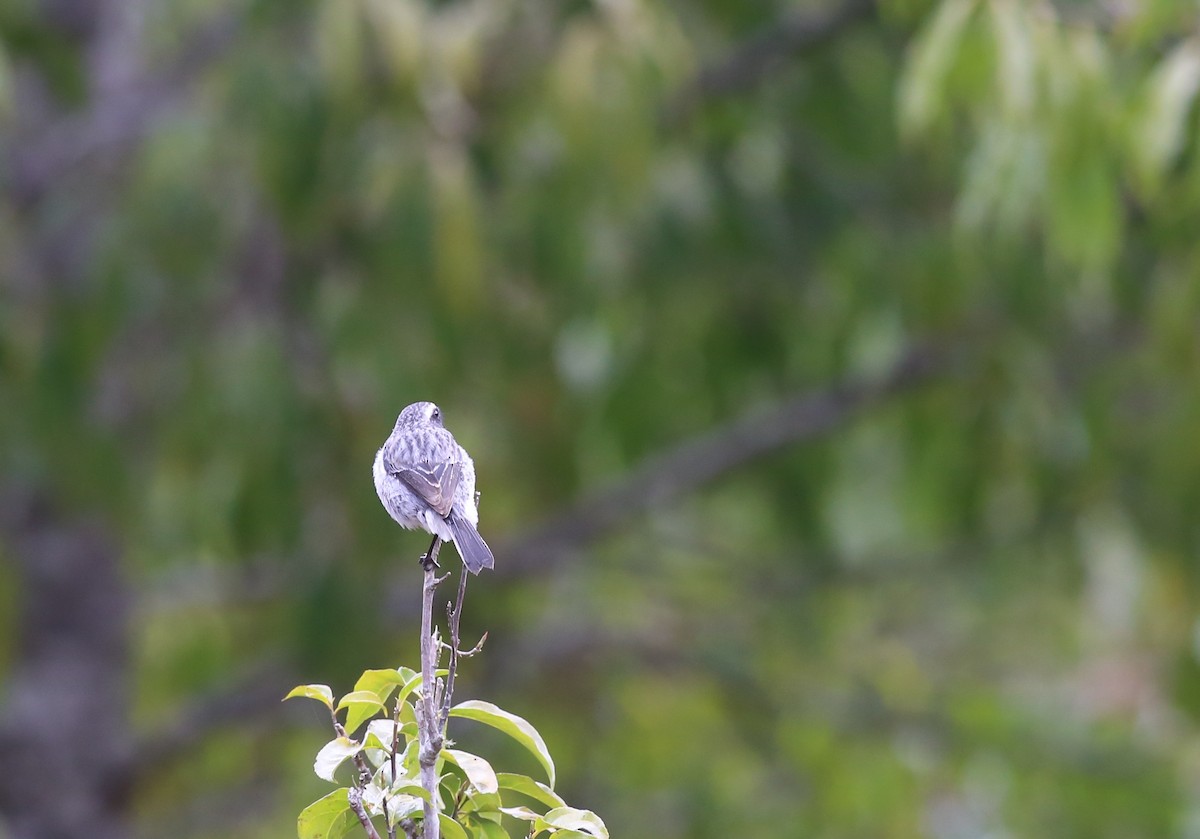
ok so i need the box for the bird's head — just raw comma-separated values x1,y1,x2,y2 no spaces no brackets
396,401,443,429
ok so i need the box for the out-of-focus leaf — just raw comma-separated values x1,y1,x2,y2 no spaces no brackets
314,737,362,782
1046,144,1120,275
898,0,980,140
1134,38,1200,196
430,144,483,312
444,748,499,794
450,700,556,788
497,773,566,810
363,0,425,82
297,788,356,839
988,0,1035,119
955,120,1046,234
0,40,12,123
285,684,335,710
315,0,364,94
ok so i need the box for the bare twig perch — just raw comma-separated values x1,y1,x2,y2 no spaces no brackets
418,540,447,839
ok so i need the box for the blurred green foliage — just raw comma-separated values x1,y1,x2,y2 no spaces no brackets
5,0,1200,836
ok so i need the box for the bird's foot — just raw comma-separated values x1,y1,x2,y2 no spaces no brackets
419,552,441,572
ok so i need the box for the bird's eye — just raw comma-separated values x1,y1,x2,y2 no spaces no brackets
431,407,440,420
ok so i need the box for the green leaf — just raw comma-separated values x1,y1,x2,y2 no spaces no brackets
371,749,426,795
390,781,431,802
0,41,12,121
363,720,418,770
363,719,396,752
285,684,335,710
444,748,499,794
1134,38,1200,196
399,701,418,727
497,773,565,810
988,0,1034,119
297,788,356,839
1046,143,1120,273
473,819,509,839
360,780,386,816
499,806,540,821
897,0,979,140
337,690,388,733
386,794,425,826
395,668,449,710
450,700,556,788
400,733,421,776
535,807,608,839
458,791,502,816
314,737,362,782
353,669,408,705
438,814,470,839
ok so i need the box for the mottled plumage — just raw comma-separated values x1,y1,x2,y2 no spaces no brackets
373,401,495,573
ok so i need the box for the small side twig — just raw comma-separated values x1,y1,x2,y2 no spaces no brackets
438,567,477,731
388,700,402,839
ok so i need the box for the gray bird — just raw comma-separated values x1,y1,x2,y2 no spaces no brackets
373,401,495,574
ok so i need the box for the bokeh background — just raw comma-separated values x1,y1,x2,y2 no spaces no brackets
4,0,1200,836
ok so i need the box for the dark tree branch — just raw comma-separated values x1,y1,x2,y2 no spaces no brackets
664,0,877,125
7,7,241,208
497,340,957,573
0,488,132,839
132,660,298,776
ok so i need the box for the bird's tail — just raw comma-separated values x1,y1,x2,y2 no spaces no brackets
448,513,495,574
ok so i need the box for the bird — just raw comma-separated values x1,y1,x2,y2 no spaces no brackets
373,401,495,574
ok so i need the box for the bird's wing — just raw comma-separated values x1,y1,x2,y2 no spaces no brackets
395,461,462,518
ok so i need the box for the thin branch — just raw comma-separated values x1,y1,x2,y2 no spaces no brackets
348,788,383,839
664,0,876,126
389,704,402,839
133,660,295,773
328,672,388,835
497,340,957,573
330,712,374,790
